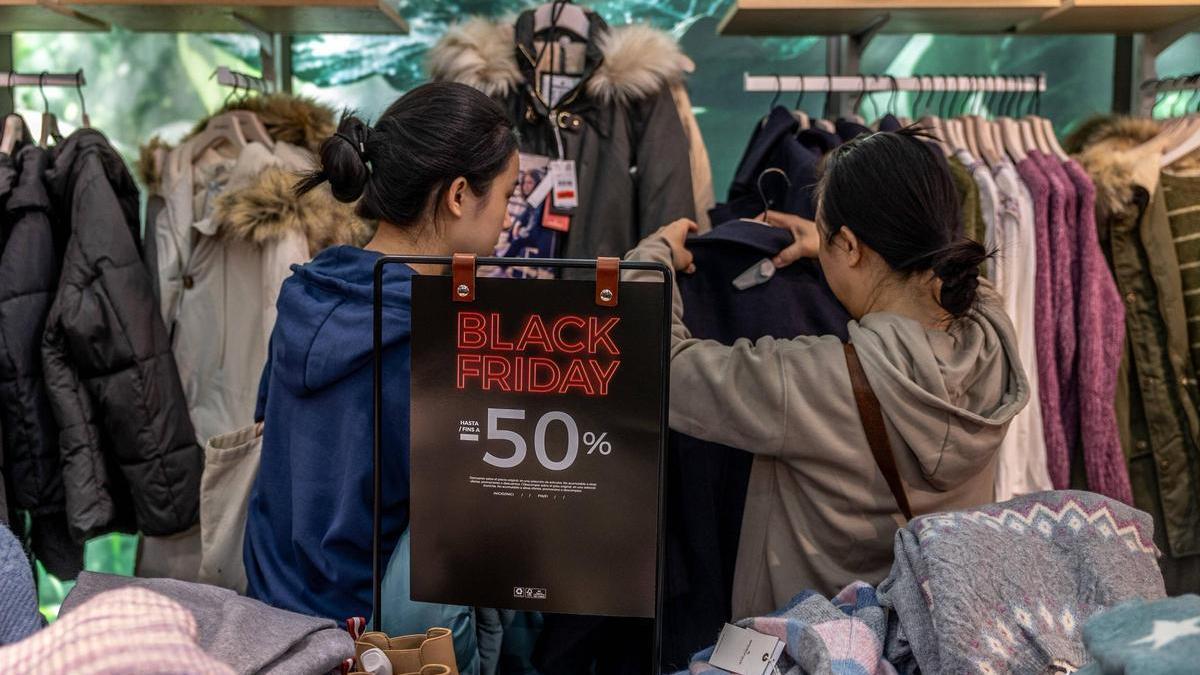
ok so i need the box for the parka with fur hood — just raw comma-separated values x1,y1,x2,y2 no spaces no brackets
429,11,699,261
1070,116,1200,591
147,95,372,446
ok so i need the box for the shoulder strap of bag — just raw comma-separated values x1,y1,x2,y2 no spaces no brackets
844,342,914,521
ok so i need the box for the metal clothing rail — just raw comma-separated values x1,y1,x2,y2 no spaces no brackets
743,73,1046,93
214,66,269,94
0,71,86,88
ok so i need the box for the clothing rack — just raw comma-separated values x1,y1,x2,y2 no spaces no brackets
743,73,1047,94
214,66,269,94
0,71,86,88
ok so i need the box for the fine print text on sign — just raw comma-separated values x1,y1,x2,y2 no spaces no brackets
409,274,666,618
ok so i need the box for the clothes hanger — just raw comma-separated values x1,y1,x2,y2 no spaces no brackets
1,71,25,155
815,75,836,134
1161,76,1200,168
973,76,1002,168
792,74,810,129
37,72,62,147
917,75,950,155
191,78,249,161
73,70,90,129
847,76,867,125
956,76,982,159
998,77,1028,162
753,167,790,224
941,76,969,153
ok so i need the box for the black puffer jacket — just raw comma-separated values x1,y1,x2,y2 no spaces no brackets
0,145,64,517
41,130,200,542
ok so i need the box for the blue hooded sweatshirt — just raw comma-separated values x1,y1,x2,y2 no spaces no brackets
244,245,413,622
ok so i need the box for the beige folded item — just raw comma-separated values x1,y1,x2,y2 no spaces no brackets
353,627,458,675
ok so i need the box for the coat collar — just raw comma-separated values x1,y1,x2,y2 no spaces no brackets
428,15,691,107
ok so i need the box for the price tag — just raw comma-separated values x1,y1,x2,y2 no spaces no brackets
542,199,571,233
708,624,784,675
526,172,554,210
550,159,578,211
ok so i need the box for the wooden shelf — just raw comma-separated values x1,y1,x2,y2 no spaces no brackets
1022,1,1200,34
0,0,108,31
718,0,1060,36
64,0,408,33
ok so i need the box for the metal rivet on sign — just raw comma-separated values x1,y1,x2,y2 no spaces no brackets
600,289,613,302
457,284,470,297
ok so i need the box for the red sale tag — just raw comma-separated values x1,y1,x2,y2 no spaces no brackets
543,200,571,232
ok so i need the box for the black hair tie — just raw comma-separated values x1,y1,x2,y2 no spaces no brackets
335,131,372,173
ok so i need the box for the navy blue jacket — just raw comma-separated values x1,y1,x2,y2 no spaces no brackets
661,220,850,669
244,246,414,622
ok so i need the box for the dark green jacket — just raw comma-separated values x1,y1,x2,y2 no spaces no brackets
1082,131,1200,563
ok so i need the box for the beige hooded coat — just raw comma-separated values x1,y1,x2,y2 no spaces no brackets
628,235,1029,618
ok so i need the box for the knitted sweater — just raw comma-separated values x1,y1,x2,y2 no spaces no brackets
879,490,1166,674
680,582,896,675
0,524,40,646
1080,594,1200,674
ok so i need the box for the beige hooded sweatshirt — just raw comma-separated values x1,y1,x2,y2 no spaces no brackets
628,235,1029,618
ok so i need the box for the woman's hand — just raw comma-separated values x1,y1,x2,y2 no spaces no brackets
656,218,699,274
762,210,821,267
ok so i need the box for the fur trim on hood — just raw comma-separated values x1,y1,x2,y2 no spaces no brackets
141,94,337,190
428,17,690,105
1071,116,1162,223
213,167,375,254
219,94,336,155
137,136,172,189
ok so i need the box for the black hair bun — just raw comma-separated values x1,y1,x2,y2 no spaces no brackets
933,238,990,317
295,112,372,203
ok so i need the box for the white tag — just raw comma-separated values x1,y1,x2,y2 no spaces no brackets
540,73,581,109
550,159,578,210
527,172,554,209
709,624,784,675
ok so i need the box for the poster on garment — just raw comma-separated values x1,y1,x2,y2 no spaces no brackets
408,272,666,618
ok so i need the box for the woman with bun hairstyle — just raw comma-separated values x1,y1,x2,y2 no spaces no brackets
629,127,1030,617
243,82,519,623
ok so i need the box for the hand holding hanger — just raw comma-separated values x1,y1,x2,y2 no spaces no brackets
761,210,820,268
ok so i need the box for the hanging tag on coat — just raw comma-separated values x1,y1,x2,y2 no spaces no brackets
550,159,578,211
542,198,571,233
708,623,784,675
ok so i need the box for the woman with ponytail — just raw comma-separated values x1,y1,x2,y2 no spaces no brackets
243,82,519,624
630,127,1030,616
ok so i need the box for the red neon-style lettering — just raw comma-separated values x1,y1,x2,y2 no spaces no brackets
558,359,596,396
457,354,483,389
551,315,586,353
482,356,513,391
588,317,621,355
490,313,514,351
516,316,554,352
458,312,487,350
587,360,620,396
527,358,560,393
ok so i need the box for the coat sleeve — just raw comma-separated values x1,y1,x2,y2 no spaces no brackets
632,87,696,239
625,235,841,456
41,289,116,542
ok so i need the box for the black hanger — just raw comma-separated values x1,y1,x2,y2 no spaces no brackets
887,74,899,116
38,72,62,147
74,70,89,128
769,74,783,111
756,167,791,216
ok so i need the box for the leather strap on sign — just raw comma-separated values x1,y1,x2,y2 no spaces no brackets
595,257,619,307
452,253,476,303
844,343,914,521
